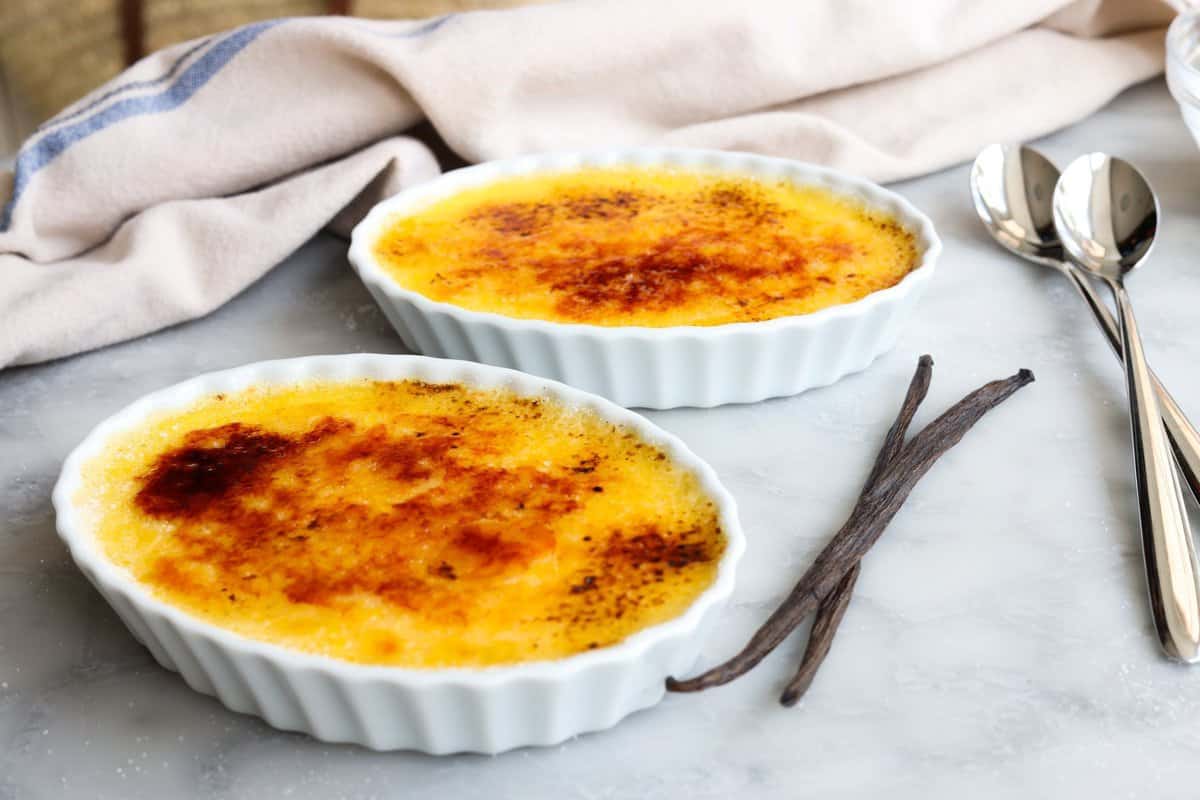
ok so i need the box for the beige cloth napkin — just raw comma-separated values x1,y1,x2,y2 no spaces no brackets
0,0,1172,369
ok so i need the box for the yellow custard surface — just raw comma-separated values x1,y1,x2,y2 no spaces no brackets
372,167,920,327
76,379,725,668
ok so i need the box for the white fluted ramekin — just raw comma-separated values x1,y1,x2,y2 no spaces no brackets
349,148,940,409
52,354,744,754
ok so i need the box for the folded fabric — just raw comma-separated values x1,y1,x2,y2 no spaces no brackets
0,0,1172,369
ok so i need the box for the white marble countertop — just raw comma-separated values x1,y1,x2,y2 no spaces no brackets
6,80,1200,798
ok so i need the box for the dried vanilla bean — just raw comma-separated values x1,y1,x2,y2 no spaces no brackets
779,563,859,706
666,360,1033,695
779,354,933,706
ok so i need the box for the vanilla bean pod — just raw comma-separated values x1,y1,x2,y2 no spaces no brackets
778,354,934,706
779,564,859,706
666,361,1033,694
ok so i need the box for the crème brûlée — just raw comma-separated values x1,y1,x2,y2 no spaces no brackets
77,379,725,668
372,167,920,327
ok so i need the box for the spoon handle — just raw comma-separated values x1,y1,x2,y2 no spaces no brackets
1065,265,1200,506
1109,280,1200,662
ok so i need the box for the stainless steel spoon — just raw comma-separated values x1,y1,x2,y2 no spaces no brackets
1052,152,1200,662
970,144,1200,507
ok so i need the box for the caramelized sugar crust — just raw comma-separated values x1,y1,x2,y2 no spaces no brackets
373,167,920,326
79,380,725,667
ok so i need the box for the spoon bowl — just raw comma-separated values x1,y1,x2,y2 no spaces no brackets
970,143,1064,267
1052,153,1159,282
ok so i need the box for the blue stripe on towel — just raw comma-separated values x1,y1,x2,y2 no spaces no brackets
384,14,454,38
0,19,282,233
340,13,454,39
35,35,218,137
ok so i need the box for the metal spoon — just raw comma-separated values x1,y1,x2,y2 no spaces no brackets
970,144,1200,509
1052,152,1200,662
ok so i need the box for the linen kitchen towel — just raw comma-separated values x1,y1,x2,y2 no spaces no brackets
0,0,1172,368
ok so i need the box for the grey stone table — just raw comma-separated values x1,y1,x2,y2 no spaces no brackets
6,80,1200,799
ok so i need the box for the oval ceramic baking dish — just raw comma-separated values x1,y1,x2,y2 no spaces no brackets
52,354,745,754
348,148,941,409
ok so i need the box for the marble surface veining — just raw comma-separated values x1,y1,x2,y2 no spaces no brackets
6,81,1200,799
